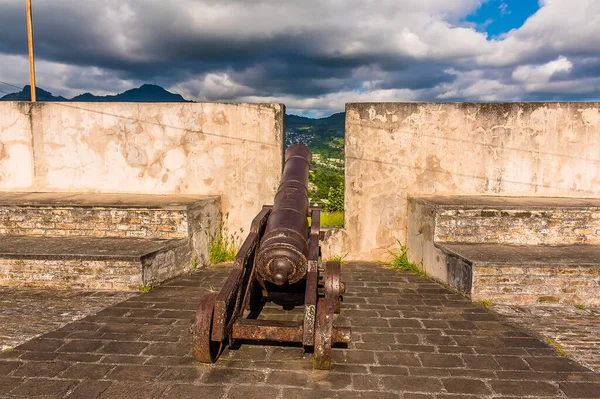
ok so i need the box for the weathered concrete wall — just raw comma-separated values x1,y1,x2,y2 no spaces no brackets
325,102,600,261
0,102,284,232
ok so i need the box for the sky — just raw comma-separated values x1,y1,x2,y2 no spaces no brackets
0,0,599,117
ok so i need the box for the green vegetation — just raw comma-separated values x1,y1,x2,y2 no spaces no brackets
139,282,155,293
286,113,345,205
325,182,344,212
1,347,14,353
327,254,347,264
388,240,427,278
321,212,344,227
206,285,218,293
476,299,493,308
191,255,199,272
545,337,568,356
209,226,240,265
575,304,585,310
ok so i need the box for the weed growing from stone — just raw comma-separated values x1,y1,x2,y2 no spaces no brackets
209,223,240,265
388,240,427,278
139,282,155,293
545,337,568,356
327,253,347,264
476,299,493,308
191,256,199,272
575,304,585,310
206,285,218,293
1,346,13,353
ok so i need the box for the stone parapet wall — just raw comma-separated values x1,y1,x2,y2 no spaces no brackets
0,102,284,234
0,207,188,239
435,208,600,245
324,102,600,261
472,264,600,306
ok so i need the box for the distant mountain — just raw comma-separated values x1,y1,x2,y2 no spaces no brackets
0,84,188,103
0,85,67,102
71,84,188,102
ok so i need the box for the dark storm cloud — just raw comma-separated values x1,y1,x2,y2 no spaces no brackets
0,0,599,111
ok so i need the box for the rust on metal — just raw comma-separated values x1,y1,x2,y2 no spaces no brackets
190,144,349,370
314,298,334,370
255,145,312,286
191,293,222,363
233,319,304,342
325,261,342,314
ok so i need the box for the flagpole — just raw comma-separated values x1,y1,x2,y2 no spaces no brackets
26,0,36,102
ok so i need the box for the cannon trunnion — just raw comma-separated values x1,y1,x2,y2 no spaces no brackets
190,144,349,370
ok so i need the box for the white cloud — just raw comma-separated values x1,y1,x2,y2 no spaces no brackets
512,56,573,84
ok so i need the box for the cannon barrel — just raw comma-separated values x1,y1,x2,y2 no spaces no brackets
255,144,312,285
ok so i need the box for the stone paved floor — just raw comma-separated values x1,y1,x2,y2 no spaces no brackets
1,262,600,398
493,305,600,373
0,288,134,351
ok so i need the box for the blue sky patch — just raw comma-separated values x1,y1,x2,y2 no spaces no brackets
466,0,541,38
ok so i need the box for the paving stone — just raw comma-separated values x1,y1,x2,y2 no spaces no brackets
0,376,21,394
98,341,148,355
442,378,490,395
105,364,165,381
559,382,600,398
156,366,204,382
490,380,562,396
202,368,266,385
227,385,280,399
461,355,501,370
418,353,464,368
376,351,421,366
57,339,104,353
11,360,70,377
352,374,380,390
0,361,20,376
161,384,225,398
65,380,112,398
381,376,444,393
10,378,76,397
525,356,592,372
60,363,114,379
98,381,167,399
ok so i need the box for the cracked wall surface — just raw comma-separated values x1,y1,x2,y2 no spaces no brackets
0,102,285,233
325,102,600,261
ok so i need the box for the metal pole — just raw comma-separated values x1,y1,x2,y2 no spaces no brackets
26,0,36,102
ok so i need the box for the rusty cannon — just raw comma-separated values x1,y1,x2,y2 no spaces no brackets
190,144,349,369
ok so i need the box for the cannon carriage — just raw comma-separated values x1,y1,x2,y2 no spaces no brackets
190,144,349,369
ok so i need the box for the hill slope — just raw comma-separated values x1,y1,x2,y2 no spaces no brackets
286,112,345,203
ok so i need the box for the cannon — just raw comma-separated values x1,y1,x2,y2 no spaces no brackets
190,144,349,369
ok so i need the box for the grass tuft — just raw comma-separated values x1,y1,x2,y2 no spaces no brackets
476,299,493,308
545,338,568,356
575,304,585,310
209,226,240,265
139,282,155,293
327,253,348,264
388,240,427,278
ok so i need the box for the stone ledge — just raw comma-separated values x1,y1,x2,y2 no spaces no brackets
412,195,600,210
0,192,219,210
438,243,600,306
0,236,192,291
